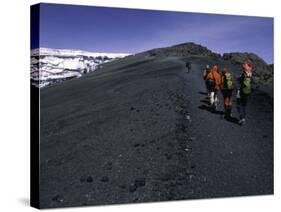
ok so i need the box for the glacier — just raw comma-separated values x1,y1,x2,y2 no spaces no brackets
31,48,131,88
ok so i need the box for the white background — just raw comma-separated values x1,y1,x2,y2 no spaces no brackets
0,0,279,211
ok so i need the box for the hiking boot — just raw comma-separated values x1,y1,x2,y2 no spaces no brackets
214,103,218,111
224,113,233,120
225,108,232,119
212,105,218,112
239,118,246,125
224,113,229,119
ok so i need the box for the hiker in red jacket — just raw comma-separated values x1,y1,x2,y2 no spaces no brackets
206,65,222,111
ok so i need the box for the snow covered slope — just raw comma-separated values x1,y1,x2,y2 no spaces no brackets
31,48,130,88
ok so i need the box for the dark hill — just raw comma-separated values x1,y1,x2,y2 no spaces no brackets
141,43,273,85
145,42,221,58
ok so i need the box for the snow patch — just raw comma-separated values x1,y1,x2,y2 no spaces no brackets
30,48,131,88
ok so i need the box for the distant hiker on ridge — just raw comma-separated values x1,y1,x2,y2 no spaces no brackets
203,64,211,96
186,62,191,72
237,60,253,125
221,67,234,119
206,65,222,111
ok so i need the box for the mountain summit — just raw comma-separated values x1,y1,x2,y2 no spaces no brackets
143,42,272,85
146,42,221,58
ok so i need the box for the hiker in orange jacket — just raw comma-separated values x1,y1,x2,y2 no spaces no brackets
221,68,234,119
206,65,222,111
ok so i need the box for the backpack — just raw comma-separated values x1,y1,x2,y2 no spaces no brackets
241,75,252,95
223,72,233,90
207,73,216,89
204,68,211,80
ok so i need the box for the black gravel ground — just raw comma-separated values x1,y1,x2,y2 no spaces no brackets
39,54,273,208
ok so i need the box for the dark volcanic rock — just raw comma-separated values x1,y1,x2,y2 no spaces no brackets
80,176,93,183
86,176,93,183
100,176,109,182
146,42,221,58
129,184,137,193
52,195,64,203
134,177,146,187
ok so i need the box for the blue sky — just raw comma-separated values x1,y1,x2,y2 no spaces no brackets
33,3,274,64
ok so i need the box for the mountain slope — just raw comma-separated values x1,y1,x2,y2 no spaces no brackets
38,46,273,208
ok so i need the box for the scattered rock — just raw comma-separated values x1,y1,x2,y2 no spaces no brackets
189,137,196,141
80,175,93,183
189,174,195,181
133,198,140,202
86,176,93,183
129,184,137,192
134,143,140,147
52,195,64,203
100,176,109,182
135,177,146,187
130,107,135,111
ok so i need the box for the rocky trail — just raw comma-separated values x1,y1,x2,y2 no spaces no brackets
181,61,273,198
